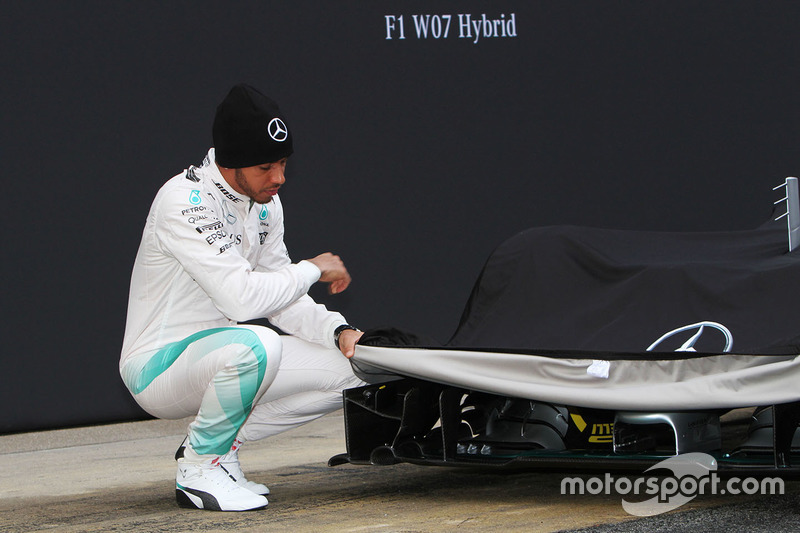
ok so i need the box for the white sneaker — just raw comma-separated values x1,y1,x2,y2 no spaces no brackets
218,447,270,496
176,437,270,496
175,458,268,512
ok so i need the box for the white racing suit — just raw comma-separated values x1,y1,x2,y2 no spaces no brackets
120,148,363,455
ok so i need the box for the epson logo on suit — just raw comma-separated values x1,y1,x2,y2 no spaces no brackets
205,229,227,245
385,13,517,43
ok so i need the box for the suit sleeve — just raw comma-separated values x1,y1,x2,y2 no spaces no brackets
256,197,347,349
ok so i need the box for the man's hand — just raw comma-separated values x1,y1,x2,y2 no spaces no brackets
307,252,352,294
337,328,364,358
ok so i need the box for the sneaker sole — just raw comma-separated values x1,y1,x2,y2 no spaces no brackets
175,487,268,512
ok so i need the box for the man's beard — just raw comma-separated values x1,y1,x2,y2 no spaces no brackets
234,169,274,203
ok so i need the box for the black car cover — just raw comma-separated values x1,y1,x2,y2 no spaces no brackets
447,219,800,355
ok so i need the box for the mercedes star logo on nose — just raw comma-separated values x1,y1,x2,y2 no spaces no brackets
646,321,733,353
267,118,288,142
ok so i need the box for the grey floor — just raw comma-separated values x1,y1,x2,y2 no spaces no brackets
1,412,799,532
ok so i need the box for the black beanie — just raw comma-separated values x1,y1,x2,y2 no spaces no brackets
212,84,294,168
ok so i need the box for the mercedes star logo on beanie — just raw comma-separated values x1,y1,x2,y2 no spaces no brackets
213,84,294,169
267,118,289,142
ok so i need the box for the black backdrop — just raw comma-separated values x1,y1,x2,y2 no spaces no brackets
3,1,799,433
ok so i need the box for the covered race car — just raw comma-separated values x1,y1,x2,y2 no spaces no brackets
330,180,800,475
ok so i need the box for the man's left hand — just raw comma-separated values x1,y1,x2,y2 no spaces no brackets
338,328,364,359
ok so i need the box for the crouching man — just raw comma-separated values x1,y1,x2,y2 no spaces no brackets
120,84,364,511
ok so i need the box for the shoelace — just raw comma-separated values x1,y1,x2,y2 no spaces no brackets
191,462,241,493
